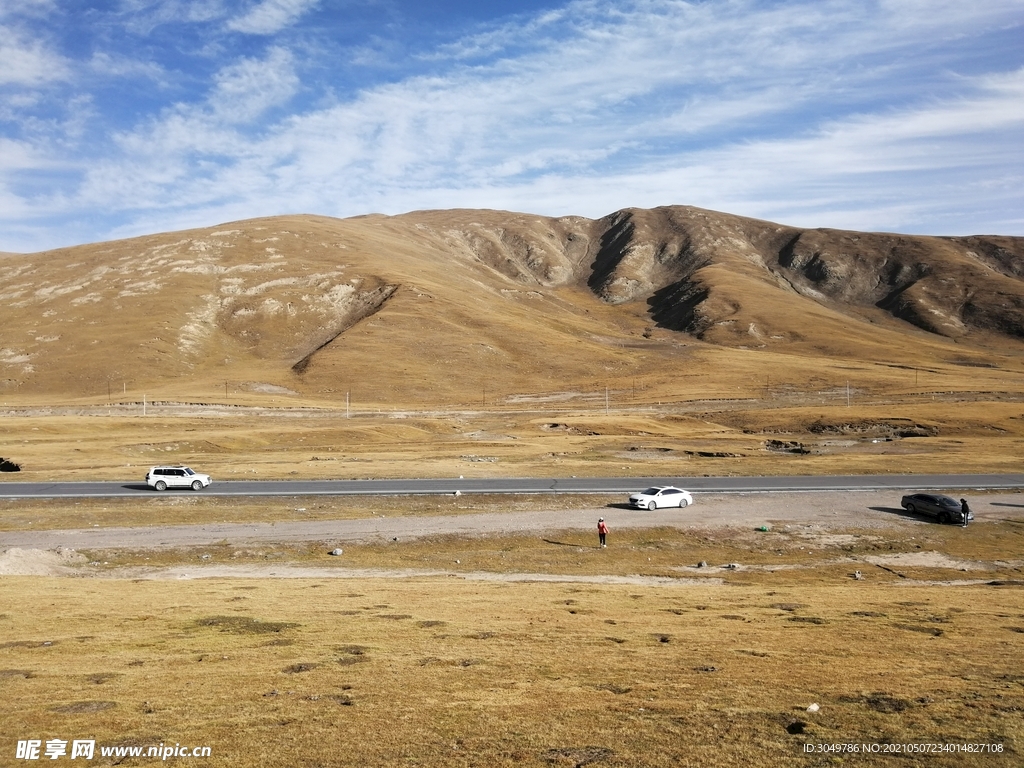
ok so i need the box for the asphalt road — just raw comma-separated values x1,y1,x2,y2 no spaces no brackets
1,473,1023,498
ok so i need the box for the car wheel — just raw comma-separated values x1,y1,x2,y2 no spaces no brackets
648,501,657,511
905,503,916,514
154,480,167,491
191,480,203,491
939,512,950,524
679,498,689,508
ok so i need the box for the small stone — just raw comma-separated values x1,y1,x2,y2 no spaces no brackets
329,548,343,556
807,703,820,713
697,561,708,568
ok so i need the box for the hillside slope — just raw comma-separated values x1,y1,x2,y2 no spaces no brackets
2,206,1022,404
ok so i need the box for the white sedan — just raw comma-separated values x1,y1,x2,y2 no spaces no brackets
628,486,693,510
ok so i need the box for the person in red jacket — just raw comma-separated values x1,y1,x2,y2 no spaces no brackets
598,518,608,548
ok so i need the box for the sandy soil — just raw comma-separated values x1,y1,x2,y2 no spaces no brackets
2,490,1022,579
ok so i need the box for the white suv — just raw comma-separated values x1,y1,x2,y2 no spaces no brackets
146,466,212,491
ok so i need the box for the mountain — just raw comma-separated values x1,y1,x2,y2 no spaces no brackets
2,206,1022,404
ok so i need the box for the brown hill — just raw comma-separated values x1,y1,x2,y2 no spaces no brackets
2,206,1023,405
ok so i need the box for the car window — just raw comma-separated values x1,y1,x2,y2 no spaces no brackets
642,488,660,495
184,468,195,476
663,489,680,495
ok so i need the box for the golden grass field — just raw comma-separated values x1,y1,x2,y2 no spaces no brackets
2,516,1023,767
2,393,1023,483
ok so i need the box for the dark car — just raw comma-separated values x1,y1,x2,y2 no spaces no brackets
900,493,971,524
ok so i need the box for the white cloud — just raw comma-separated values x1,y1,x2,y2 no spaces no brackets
210,46,299,121
226,0,319,35
0,25,69,86
0,0,57,20
118,0,228,33
2,0,1023,252
88,51,165,81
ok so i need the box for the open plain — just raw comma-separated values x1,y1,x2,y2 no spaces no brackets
2,490,1024,767
2,206,1023,765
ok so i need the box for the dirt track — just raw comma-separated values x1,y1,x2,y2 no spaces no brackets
2,490,1021,552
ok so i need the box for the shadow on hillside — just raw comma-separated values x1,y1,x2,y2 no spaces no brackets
990,502,1024,508
122,484,155,491
604,503,637,510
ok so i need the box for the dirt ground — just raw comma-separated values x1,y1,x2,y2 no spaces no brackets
2,490,1022,579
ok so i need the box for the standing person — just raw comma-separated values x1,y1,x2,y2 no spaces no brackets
960,498,971,527
598,518,608,548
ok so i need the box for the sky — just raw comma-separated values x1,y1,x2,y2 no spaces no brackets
1,0,1022,253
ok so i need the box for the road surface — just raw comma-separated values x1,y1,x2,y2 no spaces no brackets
1,473,1022,498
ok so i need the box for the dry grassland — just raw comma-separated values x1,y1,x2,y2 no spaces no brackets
3,519,1024,767
0,493,605,532
1,568,1022,766
2,389,1023,482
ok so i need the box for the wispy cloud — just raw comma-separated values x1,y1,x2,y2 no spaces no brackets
1,0,1022,251
226,0,319,34
209,46,299,120
0,25,69,86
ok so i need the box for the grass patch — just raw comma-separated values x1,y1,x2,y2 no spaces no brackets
0,493,619,532
194,616,300,635
72,520,1024,589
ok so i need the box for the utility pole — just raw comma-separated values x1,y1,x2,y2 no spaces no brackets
346,391,350,418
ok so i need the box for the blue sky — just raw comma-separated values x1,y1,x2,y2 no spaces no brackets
1,0,1022,252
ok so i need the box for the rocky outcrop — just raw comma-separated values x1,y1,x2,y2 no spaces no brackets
579,207,1024,344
